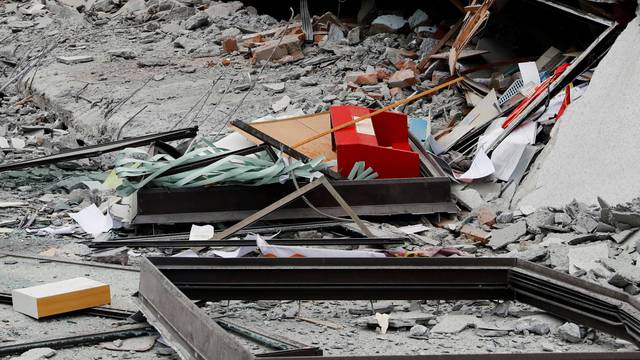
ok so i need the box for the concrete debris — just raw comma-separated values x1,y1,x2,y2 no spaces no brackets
388,69,417,88
431,314,478,334
557,322,583,343
108,49,137,59
100,335,157,351
184,12,210,30
567,242,609,276
90,246,129,265
371,15,408,34
56,55,94,64
514,317,550,335
10,348,56,360
408,9,429,29
488,221,527,250
272,95,291,113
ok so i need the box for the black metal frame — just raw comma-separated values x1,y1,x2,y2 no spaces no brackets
0,127,198,172
134,177,456,224
89,237,407,249
138,257,640,360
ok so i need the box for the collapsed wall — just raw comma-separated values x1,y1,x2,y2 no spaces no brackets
514,17,640,208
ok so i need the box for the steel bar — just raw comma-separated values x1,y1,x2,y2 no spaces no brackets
0,127,198,172
138,257,640,360
318,177,374,237
217,319,321,356
213,179,325,240
134,177,455,224
0,251,139,272
89,237,408,249
0,324,155,356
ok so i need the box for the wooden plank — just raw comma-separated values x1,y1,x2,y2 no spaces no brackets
12,277,110,319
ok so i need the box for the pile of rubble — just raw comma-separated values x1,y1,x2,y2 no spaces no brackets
0,0,639,359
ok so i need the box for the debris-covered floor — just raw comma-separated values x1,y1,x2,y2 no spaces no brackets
1,0,640,359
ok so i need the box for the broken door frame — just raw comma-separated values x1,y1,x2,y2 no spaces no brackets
138,257,640,360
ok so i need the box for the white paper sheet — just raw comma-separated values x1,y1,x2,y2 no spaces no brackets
211,247,255,258
518,62,541,86
257,235,385,258
172,249,199,257
189,224,214,240
456,150,495,181
69,204,113,236
491,121,537,181
355,118,376,136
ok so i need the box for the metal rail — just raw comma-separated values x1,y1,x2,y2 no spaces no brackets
0,127,198,172
89,237,408,249
137,257,640,360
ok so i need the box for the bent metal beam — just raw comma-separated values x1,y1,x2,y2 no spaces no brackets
137,257,640,360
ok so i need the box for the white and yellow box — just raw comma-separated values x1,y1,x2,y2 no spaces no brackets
12,277,111,319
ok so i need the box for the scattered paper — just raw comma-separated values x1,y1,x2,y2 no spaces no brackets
211,247,255,258
257,235,385,258
456,150,495,181
189,224,214,240
518,62,541,86
355,118,376,136
103,170,123,190
491,121,536,181
172,249,199,257
69,204,113,237
0,137,9,148
213,132,255,151
375,313,390,335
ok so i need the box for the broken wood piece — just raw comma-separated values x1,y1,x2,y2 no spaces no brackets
212,177,373,240
460,224,490,243
12,277,110,319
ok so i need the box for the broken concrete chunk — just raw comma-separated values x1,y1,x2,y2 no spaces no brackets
205,0,242,18
408,9,429,29
56,55,94,64
100,335,157,352
611,210,640,227
525,210,554,234
90,246,129,265
252,35,303,64
514,317,550,335
388,69,417,88
184,11,210,30
567,242,609,276
108,49,136,59
488,221,527,250
477,207,496,226
600,258,640,287
347,27,361,45
137,58,169,67
272,95,291,113
409,324,428,337
557,322,582,343
11,347,56,360
263,83,285,93
460,225,490,243
431,314,478,334
371,15,407,34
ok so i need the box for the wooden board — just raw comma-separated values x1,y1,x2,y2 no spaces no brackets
232,112,336,163
12,277,110,319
